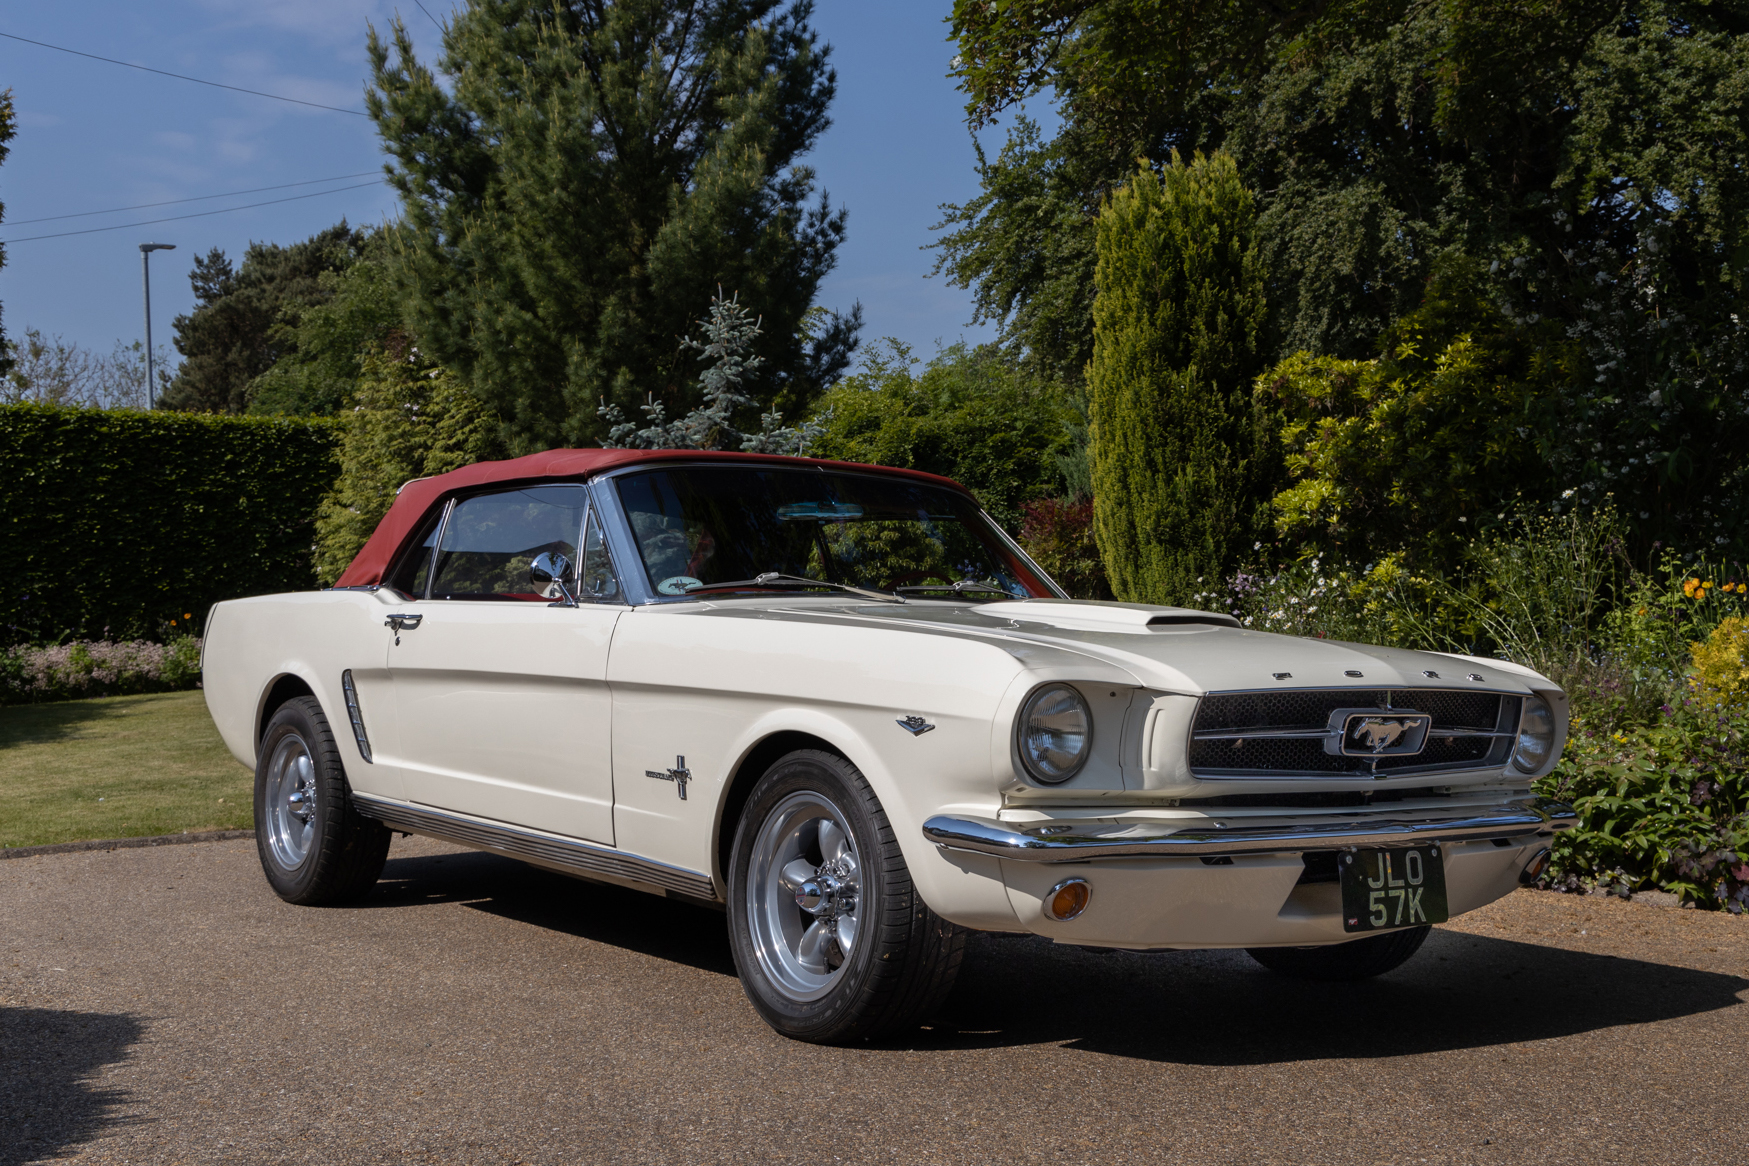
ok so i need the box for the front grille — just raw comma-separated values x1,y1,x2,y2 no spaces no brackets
1188,689,1520,778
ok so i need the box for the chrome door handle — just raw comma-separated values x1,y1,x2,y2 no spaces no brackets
385,613,423,631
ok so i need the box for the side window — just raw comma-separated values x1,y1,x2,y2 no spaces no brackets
579,509,623,602
428,485,588,601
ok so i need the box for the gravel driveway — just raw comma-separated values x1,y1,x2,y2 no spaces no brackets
4,834,1747,1165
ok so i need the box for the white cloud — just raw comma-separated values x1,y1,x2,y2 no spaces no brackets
151,130,199,152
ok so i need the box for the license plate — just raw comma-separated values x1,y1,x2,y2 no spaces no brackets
1339,846,1448,933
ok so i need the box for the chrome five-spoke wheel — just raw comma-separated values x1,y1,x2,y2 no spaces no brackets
263,733,318,871
728,749,964,1043
252,696,390,906
746,791,863,1001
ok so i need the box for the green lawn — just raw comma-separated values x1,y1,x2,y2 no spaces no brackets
0,690,253,849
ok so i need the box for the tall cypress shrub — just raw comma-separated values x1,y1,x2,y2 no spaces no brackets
1089,151,1268,605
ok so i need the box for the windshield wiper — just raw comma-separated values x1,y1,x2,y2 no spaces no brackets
894,580,1012,600
684,572,905,604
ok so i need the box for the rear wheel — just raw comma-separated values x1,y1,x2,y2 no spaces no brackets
727,749,964,1044
254,696,390,906
1246,926,1431,981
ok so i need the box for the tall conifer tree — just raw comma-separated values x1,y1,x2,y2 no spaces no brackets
368,0,859,454
1089,151,1268,605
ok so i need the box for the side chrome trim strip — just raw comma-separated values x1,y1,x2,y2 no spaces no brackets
339,670,372,763
922,798,1576,863
352,793,716,900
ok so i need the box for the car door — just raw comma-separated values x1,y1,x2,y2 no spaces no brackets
385,484,625,845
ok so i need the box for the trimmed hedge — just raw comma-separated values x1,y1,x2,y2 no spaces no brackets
0,405,341,644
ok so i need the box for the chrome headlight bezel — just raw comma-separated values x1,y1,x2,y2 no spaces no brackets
1016,683,1093,784
1512,696,1558,774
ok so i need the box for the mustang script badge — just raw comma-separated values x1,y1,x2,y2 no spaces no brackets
1323,708,1433,758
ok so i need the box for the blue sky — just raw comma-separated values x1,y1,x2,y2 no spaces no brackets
0,1,1020,376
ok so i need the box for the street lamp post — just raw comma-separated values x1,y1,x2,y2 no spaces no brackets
139,243,175,403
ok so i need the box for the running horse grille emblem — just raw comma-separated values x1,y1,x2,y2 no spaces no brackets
1352,718,1412,753
1325,709,1434,758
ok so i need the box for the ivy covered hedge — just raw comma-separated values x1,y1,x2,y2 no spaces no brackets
0,405,340,644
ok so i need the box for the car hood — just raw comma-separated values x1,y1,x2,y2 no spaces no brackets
690,596,1554,697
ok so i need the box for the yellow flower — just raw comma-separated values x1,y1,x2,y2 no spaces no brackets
183,612,192,619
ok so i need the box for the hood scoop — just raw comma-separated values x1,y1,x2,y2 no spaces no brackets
974,600,1240,632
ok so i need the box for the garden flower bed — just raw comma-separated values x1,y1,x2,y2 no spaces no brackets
0,637,202,705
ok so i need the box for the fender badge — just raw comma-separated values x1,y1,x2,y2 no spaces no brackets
645,755,693,800
896,716,935,736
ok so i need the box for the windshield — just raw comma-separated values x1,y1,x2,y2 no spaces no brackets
614,466,1059,600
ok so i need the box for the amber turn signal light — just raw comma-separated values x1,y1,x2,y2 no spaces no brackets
1044,878,1091,921
1519,847,1552,885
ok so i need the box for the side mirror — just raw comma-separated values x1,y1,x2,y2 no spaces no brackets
530,552,577,607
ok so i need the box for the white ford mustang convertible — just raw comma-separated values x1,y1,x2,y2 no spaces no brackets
203,449,1574,1042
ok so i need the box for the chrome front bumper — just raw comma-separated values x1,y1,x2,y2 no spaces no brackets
923,797,1575,863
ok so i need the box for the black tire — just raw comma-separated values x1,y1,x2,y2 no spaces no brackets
727,749,965,1044
254,696,390,906
1246,925,1431,981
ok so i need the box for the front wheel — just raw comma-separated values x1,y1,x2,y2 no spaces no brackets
254,696,390,906
1246,925,1431,981
727,749,964,1044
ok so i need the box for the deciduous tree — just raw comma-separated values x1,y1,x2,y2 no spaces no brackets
944,0,1749,554
806,339,1079,531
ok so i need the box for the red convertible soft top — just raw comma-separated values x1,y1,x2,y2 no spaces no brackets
332,448,968,588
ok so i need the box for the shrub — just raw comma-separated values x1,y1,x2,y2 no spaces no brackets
1192,553,1449,650
1257,262,1573,573
1537,699,1749,911
1018,498,1111,599
1691,616,1749,709
0,636,204,704
0,404,340,643
1088,151,1271,606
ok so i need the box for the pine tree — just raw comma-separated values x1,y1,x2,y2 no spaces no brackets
1088,151,1269,606
368,0,860,455
598,290,821,454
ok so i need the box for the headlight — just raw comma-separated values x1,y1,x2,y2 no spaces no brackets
1513,697,1557,772
1017,683,1092,783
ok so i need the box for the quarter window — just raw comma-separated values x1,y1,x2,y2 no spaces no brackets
579,510,622,602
